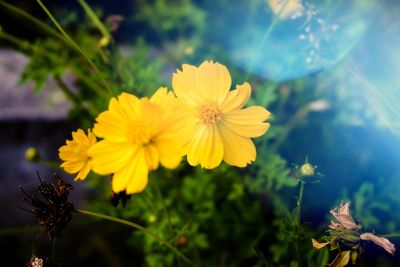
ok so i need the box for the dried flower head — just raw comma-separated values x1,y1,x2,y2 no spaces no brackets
312,201,396,267
28,256,43,267
110,190,132,207
20,173,74,240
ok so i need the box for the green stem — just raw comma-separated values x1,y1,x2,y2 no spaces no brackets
153,180,175,235
54,75,98,117
54,75,81,106
270,105,311,151
244,0,289,80
36,0,114,95
0,225,41,236
77,0,111,40
296,181,305,267
296,181,305,224
76,209,196,267
381,233,400,238
39,159,63,170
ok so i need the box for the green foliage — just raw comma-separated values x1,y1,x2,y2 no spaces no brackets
20,38,69,92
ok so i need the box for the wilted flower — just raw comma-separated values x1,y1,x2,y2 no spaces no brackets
110,190,132,207
88,88,183,194
172,60,270,169
106,14,124,32
312,201,396,267
20,173,74,240
59,129,97,180
329,201,358,230
28,256,43,267
360,233,396,255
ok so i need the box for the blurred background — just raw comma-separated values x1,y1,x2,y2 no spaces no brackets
1,0,400,266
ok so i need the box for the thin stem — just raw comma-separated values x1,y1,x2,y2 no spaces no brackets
153,180,175,235
0,225,41,236
54,75,98,117
295,181,305,267
54,75,81,106
36,0,114,95
296,181,305,224
76,209,196,267
381,233,400,238
244,0,289,80
270,105,311,151
77,0,111,40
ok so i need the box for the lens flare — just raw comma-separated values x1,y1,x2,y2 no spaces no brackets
229,0,379,81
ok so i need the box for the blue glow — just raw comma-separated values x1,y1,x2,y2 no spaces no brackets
229,0,379,81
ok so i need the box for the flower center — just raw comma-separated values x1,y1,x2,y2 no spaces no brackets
72,142,88,161
127,120,151,145
198,103,223,124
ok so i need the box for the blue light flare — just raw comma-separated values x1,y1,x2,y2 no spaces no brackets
229,0,379,81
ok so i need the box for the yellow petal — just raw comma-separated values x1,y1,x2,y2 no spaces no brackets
75,162,91,180
108,97,128,121
72,129,89,146
218,123,256,167
93,111,128,142
61,161,85,174
223,106,271,138
59,146,78,161
187,124,223,169
150,87,170,104
89,141,135,175
172,64,202,106
112,147,149,194
88,130,97,144
140,98,162,134
195,60,231,105
311,238,329,249
144,144,160,170
155,139,183,169
330,251,351,267
117,92,141,121
220,82,251,112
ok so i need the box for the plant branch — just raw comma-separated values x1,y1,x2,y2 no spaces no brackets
76,209,197,267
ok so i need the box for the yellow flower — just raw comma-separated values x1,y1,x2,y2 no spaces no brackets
172,60,271,169
88,88,183,194
59,129,96,180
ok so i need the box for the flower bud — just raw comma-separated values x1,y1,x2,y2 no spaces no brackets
25,147,40,162
300,163,314,177
148,214,157,224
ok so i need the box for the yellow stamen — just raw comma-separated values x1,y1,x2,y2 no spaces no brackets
128,120,152,145
198,103,223,124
